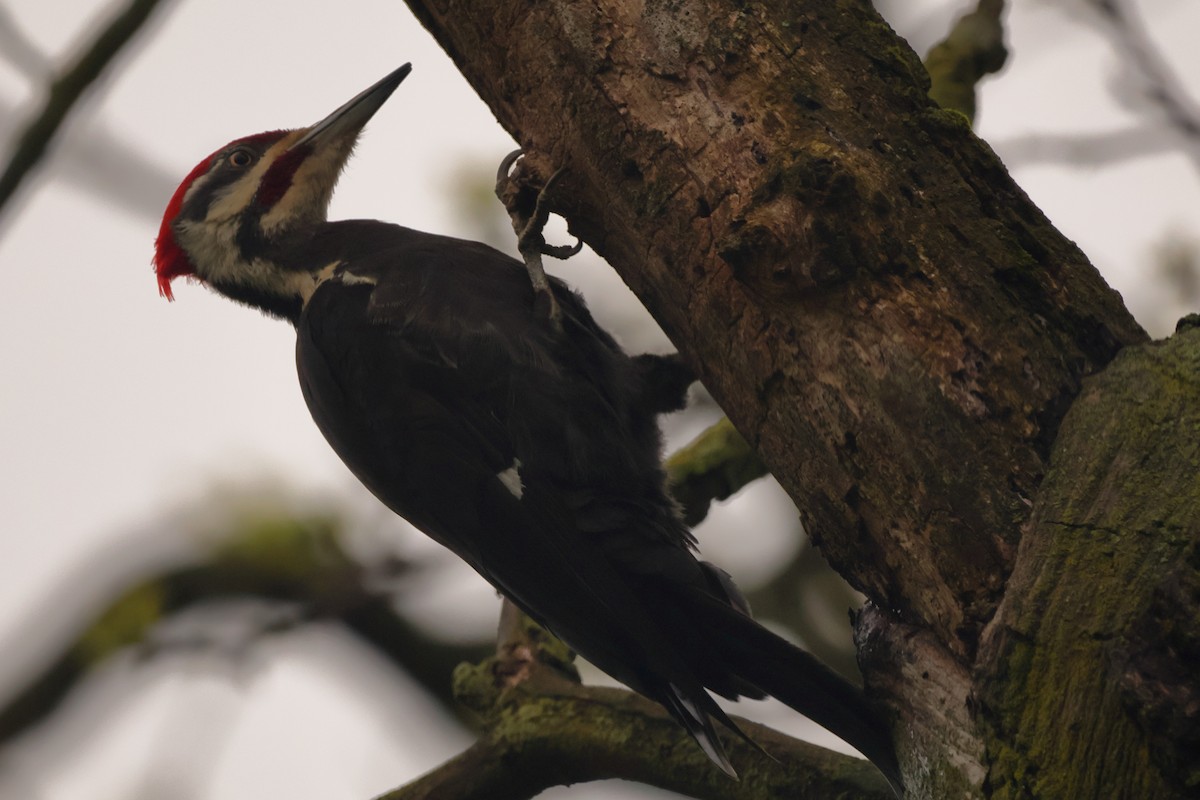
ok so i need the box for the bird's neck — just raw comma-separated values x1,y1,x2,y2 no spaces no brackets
177,216,333,323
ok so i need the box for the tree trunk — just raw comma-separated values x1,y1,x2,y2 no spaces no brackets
400,1,1198,796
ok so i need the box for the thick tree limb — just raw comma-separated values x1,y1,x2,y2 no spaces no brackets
975,326,1200,798
401,1,1152,794
402,0,1143,654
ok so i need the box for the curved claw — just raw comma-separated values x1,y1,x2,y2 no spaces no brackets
497,148,524,185
494,148,574,335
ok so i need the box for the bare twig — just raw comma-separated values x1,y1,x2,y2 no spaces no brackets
0,0,167,222
1086,0,1200,175
0,5,51,79
994,123,1177,169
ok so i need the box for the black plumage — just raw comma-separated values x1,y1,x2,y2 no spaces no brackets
290,223,898,786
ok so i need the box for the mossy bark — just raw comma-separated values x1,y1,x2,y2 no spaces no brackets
396,1,1193,797
977,329,1200,799
379,605,895,800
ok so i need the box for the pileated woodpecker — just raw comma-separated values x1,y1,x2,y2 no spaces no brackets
154,65,901,792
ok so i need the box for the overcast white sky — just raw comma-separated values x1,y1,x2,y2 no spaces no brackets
1,0,1198,798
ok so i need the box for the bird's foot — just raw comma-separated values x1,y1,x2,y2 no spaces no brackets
495,149,583,333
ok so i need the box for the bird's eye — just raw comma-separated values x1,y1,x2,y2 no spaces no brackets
227,149,253,168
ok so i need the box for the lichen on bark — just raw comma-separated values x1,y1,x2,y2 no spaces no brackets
977,328,1200,799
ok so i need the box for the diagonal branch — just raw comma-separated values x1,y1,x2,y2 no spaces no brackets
0,0,167,223
1085,0,1200,177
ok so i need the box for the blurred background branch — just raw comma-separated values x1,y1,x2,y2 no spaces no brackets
924,0,1008,123
666,417,766,527
0,510,489,748
996,0,1200,176
1087,0,1200,172
0,414,785,751
0,0,167,224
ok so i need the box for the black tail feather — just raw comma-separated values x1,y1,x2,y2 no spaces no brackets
685,590,905,795
663,682,739,777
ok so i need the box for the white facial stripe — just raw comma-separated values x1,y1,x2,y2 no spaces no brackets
205,131,305,223
172,129,361,310
175,217,239,278
176,218,315,301
181,169,214,207
497,459,524,499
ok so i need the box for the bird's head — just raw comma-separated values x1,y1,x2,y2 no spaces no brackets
153,64,411,315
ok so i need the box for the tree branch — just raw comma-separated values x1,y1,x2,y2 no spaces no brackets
401,1,1148,793
994,123,1179,169
402,0,1144,656
976,326,1200,797
380,605,894,800
1086,0,1200,176
0,0,167,222
0,420,763,749
666,416,767,526
923,0,1008,123
0,514,488,746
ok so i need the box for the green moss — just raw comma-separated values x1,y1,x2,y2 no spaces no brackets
980,332,1200,798
214,514,349,586
920,106,974,137
666,417,767,525
76,581,164,665
923,0,1007,123
452,658,502,720
844,5,932,94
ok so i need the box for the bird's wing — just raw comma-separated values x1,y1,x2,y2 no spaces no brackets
295,232,712,692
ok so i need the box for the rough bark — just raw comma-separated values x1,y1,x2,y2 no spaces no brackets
396,1,1195,797
975,324,1200,799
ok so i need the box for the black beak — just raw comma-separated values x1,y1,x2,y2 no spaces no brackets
292,64,412,149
